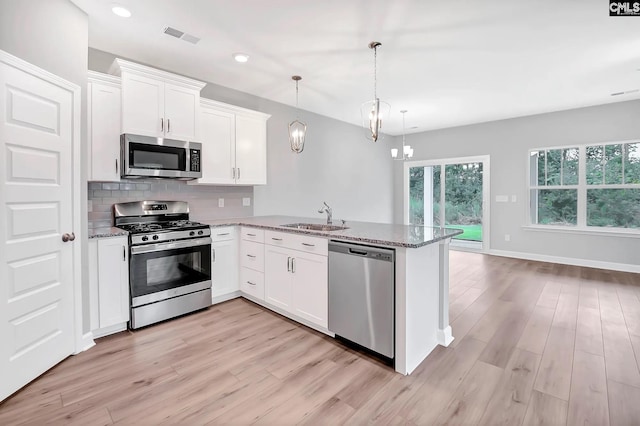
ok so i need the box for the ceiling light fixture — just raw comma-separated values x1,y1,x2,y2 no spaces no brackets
233,53,249,63
391,110,414,160
289,75,307,153
361,41,390,142
111,4,131,18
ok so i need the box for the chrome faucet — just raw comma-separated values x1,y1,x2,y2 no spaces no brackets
318,201,333,224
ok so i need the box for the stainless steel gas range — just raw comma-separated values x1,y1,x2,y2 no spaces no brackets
114,201,211,329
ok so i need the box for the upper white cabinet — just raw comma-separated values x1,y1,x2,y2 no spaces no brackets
111,59,206,141
192,99,270,186
87,71,121,181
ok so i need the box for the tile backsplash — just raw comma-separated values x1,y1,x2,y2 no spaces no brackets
88,179,254,229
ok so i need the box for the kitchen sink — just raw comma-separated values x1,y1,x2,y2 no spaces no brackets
281,223,349,232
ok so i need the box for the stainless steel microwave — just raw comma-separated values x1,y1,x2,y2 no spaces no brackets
121,134,202,180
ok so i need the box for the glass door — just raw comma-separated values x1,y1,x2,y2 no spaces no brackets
406,156,489,250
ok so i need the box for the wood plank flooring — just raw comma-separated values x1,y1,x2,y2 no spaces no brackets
1,251,640,425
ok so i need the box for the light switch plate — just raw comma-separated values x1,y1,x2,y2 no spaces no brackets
218,198,224,208
242,197,251,207
511,195,517,202
496,195,508,203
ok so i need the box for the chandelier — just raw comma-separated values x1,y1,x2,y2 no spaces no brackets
361,41,390,142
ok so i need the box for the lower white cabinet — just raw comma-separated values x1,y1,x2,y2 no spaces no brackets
211,227,239,302
239,228,265,301
264,232,328,329
89,236,129,337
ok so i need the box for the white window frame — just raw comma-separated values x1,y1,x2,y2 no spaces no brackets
527,139,640,236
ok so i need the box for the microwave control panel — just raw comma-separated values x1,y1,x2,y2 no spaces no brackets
190,149,201,172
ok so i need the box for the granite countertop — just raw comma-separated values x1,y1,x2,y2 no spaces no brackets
202,216,463,248
88,227,129,239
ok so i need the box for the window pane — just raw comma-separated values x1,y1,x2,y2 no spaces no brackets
586,145,604,185
587,189,640,228
604,144,623,184
625,142,640,184
562,148,579,185
536,189,577,225
534,151,545,185
432,165,441,226
546,149,561,185
409,167,424,225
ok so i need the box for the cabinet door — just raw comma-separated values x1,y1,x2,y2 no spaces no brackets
121,73,164,137
164,82,200,141
291,252,328,328
97,237,129,329
264,246,293,311
211,239,238,299
193,106,235,184
88,82,121,181
235,114,267,185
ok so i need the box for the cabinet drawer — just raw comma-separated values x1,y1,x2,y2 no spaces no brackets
265,230,328,256
240,267,264,300
211,226,235,242
241,227,264,243
240,240,264,272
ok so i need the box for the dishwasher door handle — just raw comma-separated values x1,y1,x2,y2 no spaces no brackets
348,248,369,256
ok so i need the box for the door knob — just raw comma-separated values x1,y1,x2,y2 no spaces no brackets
62,232,75,242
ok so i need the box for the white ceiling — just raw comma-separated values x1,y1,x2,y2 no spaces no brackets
71,0,640,135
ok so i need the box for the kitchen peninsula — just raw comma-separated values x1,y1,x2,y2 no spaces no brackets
205,216,463,375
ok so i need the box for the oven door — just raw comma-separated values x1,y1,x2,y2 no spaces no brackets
121,134,202,179
129,237,212,307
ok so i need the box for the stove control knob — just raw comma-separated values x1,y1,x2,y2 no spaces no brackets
141,236,149,242
198,230,204,235
189,231,195,236
152,235,159,241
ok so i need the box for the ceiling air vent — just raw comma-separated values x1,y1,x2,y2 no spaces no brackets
163,26,200,45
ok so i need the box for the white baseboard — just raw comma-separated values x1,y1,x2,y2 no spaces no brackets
74,332,95,354
489,249,640,274
437,326,454,347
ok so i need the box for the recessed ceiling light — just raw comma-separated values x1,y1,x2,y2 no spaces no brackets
233,53,249,63
111,4,131,18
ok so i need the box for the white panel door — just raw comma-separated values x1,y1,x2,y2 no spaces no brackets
264,246,293,312
121,73,164,137
193,106,235,185
88,81,121,181
164,82,199,141
0,55,76,401
291,252,328,328
235,114,267,185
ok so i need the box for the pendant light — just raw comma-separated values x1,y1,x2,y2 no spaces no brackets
391,110,414,160
361,41,390,142
289,75,306,153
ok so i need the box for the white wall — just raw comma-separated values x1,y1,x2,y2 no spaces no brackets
0,0,91,330
89,48,395,224
393,100,640,269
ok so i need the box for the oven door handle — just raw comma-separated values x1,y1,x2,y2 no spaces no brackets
130,237,212,255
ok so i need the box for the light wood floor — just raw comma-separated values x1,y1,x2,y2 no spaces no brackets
2,251,640,425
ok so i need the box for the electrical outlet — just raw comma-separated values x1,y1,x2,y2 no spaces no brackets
504,234,511,242
218,198,224,208
511,195,517,203
242,197,251,207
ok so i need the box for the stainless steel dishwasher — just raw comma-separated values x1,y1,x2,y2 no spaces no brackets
328,240,395,359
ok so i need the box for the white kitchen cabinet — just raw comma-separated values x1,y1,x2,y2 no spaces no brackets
112,59,205,141
191,99,270,186
87,71,121,181
211,227,239,303
264,231,328,329
89,236,129,338
239,227,265,301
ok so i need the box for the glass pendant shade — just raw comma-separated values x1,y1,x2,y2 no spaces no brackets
289,119,306,153
391,110,414,160
361,98,391,142
288,75,306,153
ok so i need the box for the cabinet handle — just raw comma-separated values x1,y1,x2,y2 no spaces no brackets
238,168,241,179
212,248,216,263
167,118,171,133
247,233,256,237
301,242,315,247
217,232,230,236
232,167,236,179
115,159,118,174
287,256,291,272
122,245,126,261
161,117,164,132
271,237,283,241
247,281,256,286
291,258,296,273
246,254,256,258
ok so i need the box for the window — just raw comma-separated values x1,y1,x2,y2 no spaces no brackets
529,141,640,231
